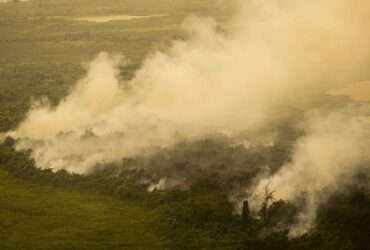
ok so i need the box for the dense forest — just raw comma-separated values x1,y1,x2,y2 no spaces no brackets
1,136,370,250
1,0,370,249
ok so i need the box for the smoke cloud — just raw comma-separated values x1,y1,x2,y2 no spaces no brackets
248,111,370,236
6,0,370,235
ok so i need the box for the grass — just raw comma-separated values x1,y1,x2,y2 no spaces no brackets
0,0,231,132
0,1,231,249
0,168,167,250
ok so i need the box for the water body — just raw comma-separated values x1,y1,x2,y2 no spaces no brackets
74,14,167,23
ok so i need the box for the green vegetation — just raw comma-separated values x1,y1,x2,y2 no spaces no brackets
0,0,230,132
0,167,167,250
1,139,370,250
1,1,370,249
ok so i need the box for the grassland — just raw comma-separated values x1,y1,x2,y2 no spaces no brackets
1,1,370,250
0,0,231,132
0,168,168,250
0,2,232,249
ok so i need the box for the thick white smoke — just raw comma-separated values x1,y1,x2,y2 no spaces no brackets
248,111,370,236
6,0,370,234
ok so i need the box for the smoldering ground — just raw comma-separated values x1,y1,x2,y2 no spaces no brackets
5,0,370,236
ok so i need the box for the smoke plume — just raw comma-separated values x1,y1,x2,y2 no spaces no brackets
248,111,370,236
6,0,370,235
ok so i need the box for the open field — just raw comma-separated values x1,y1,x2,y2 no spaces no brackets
0,0,231,132
0,169,167,250
1,1,370,250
